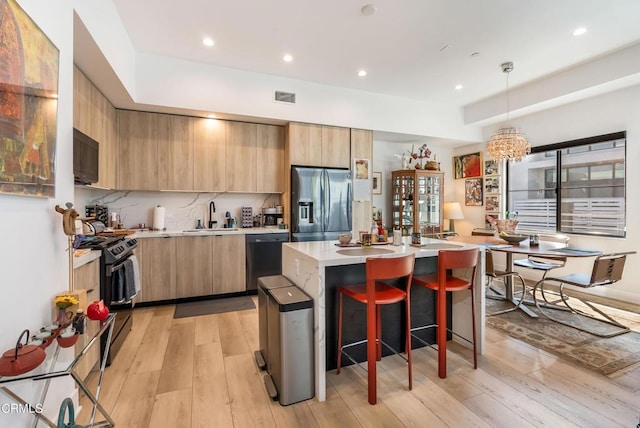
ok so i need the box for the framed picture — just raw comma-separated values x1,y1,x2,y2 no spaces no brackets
372,171,382,194
484,176,500,194
0,0,59,198
465,178,483,206
485,195,500,212
453,152,482,179
484,159,500,176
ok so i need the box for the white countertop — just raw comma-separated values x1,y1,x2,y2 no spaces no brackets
283,236,475,267
131,227,289,238
73,249,101,269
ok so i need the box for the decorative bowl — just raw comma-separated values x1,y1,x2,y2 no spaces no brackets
56,331,79,348
494,219,519,234
338,234,352,244
500,234,528,245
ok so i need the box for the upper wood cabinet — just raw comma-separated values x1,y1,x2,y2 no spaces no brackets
194,118,226,192
321,126,351,168
287,122,322,166
257,124,285,193
287,122,350,168
73,65,117,188
117,110,159,190
226,122,258,192
157,115,194,191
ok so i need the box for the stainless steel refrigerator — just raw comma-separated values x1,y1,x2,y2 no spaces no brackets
291,166,352,242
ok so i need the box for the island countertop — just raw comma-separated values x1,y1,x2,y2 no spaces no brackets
281,236,485,402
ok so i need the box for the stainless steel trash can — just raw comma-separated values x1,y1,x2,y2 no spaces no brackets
255,275,293,370
266,285,314,405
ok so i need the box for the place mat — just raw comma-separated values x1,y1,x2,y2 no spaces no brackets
548,248,601,256
174,296,255,318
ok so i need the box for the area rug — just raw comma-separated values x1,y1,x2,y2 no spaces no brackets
486,293,640,375
174,296,255,318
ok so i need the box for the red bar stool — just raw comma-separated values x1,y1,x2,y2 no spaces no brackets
411,248,479,378
336,253,415,405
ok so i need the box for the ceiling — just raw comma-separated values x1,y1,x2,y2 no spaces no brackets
77,0,640,141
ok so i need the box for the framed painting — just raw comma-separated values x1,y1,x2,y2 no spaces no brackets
453,152,482,179
0,0,59,198
484,159,500,176
465,178,483,206
485,195,500,212
484,176,500,194
372,171,382,195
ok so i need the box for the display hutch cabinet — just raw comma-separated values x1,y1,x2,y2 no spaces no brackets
391,169,444,236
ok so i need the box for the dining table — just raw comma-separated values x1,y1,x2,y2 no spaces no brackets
446,235,602,317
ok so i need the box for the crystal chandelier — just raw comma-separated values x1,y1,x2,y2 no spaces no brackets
486,62,531,162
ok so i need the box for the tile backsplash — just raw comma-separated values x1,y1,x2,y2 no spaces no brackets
75,187,281,230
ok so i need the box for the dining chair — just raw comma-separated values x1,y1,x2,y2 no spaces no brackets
531,251,636,337
485,248,528,315
411,248,479,378
336,253,415,405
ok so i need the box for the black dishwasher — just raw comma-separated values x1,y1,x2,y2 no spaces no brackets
245,233,289,292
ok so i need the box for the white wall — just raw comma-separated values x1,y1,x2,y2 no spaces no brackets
479,84,640,303
0,1,76,425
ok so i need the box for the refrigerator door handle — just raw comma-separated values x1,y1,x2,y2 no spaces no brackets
323,170,329,231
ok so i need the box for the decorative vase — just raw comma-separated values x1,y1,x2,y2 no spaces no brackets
56,307,73,328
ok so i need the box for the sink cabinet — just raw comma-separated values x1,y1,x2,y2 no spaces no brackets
137,234,246,302
391,169,444,236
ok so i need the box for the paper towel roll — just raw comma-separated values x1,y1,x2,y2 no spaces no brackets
153,205,165,231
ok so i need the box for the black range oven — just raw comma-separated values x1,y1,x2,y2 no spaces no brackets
78,235,139,365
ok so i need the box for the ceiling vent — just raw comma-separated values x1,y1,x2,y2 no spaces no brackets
274,90,296,104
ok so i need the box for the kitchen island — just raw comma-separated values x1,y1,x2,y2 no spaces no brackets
282,237,485,402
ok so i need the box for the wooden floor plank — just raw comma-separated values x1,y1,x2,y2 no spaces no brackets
148,388,192,428
156,320,195,394
130,306,174,374
217,312,251,357
194,314,221,346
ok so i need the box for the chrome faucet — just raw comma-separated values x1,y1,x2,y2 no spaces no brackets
208,201,216,228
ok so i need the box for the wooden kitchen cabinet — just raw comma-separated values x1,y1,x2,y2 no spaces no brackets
137,237,177,302
175,236,213,298
226,121,258,192
157,114,194,191
287,122,322,166
257,124,284,193
287,122,350,168
194,118,226,192
117,110,159,190
73,66,117,188
321,126,351,168
212,235,246,294
73,258,100,380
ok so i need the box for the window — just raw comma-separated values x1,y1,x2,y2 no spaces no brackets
507,132,626,237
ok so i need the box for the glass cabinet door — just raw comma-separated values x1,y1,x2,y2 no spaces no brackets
392,170,443,236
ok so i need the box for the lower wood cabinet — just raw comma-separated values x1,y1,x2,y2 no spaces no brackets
137,235,246,302
73,258,100,380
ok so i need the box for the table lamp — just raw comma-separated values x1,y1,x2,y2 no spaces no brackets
443,202,464,233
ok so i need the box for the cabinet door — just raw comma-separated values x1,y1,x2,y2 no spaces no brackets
350,129,373,234
226,122,257,192
73,259,100,380
157,114,194,191
117,111,158,190
287,122,322,166
175,236,213,298
194,118,226,191
321,126,351,168
256,124,284,193
138,237,176,301
212,235,246,294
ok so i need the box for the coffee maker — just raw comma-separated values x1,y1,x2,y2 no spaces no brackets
262,206,283,227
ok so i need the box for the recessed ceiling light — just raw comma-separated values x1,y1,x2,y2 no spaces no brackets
207,114,216,119
202,37,214,47
283,54,293,63
455,84,463,91
573,27,587,36
361,4,377,16
357,70,367,77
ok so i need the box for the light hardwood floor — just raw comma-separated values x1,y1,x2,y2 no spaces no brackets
78,298,640,427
